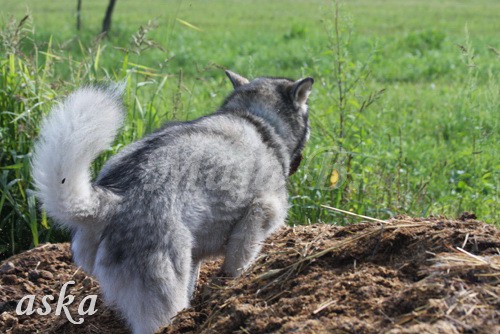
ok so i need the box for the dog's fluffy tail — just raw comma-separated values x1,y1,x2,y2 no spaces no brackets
32,85,124,227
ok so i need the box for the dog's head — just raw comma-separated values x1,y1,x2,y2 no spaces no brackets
224,70,313,176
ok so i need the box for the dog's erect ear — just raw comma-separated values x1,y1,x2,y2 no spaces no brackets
291,77,314,107
225,70,250,89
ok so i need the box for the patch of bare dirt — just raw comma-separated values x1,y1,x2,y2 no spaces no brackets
1,216,499,334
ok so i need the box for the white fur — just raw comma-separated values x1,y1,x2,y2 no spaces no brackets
31,86,124,227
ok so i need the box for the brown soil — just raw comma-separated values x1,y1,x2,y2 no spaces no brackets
1,215,499,334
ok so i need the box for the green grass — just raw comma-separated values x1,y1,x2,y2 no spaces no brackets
1,0,498,258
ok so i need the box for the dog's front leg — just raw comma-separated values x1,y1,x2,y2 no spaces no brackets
222,197,284,277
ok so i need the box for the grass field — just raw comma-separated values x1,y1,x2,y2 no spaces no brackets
1,0,498,258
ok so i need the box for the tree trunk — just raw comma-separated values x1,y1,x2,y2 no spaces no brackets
76,0,82,30
102,0,117,34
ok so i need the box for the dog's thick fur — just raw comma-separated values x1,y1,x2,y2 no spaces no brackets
32,71,313,334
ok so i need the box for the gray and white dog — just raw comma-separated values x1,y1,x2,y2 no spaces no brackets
32,71,313,334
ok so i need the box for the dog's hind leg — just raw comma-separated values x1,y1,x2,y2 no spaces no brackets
96,239,192,334
222,195,286,277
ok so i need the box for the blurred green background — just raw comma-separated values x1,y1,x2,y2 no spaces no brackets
1,0,498,258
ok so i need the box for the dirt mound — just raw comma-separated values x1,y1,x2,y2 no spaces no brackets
1,216,499,334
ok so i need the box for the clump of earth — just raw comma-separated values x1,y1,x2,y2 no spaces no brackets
1,215,498,333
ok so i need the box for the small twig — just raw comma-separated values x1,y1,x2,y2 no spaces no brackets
482,288,499,300
444,314,471,330
321,204,387,223
455,247,489,265
313,299,336,314
239,327,251,334
267,290,287,303
321,204,425,226
71,267,81,279
462,233,470,249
